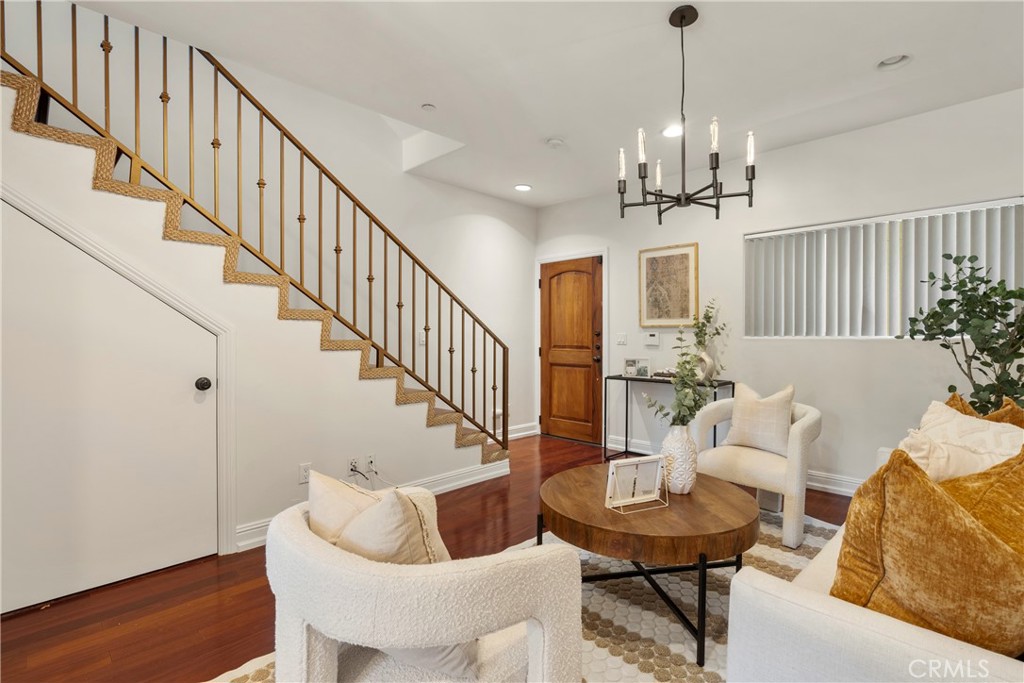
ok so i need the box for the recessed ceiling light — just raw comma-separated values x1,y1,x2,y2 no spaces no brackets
420,103,437,112
514,184,532,192
877,54,911,71
661,124,683,138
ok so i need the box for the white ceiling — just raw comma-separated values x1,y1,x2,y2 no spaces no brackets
83,2,1024,208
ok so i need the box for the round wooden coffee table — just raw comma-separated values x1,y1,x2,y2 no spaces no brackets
538,464,760,665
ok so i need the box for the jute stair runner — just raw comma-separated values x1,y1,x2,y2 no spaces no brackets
2,70,507,466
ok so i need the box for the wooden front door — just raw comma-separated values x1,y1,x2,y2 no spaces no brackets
540,256,603,443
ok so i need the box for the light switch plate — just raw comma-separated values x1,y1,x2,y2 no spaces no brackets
645,332,660,348
615,333,627,345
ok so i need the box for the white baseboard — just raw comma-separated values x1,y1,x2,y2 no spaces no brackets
807,470,862,497
235,517,273,552
507,422,539,440
403,459,510,494
605,435,655,455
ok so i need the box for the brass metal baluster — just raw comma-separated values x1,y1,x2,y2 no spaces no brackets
437,285,441,395
317,170,323,298
383,237,389,353
70,4,76,106
258,113,265,251
212,71,220,217
367,216,374,339
35,0,42,80
351,204,357,326
483,330,487,429
298,151,305,286
161,36,169,177
334,188,341,311
502,347,509,448
411,262,417,375
188,47,194,197
471,320,477,420
133,28,139,155
424,272,430,384
461,310,466,411
236,89,241,237
279,131,285,269
101,15,111,131
492,339,498,435
397,250,404,363
448,298,454,399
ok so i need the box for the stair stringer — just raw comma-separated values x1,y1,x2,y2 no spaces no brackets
1,71,509,467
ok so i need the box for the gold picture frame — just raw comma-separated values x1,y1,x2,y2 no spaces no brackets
639,243,699,327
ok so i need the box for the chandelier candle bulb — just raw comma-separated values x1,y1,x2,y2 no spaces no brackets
710,116,719,153
746,131,755,166
618,148,626,181
638,128,647,164
655,160,662,191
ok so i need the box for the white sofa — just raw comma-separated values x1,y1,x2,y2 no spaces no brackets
727,449,1024,682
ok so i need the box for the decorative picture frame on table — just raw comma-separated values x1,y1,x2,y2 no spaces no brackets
639,242,699,327
605,454,669,514
623,358,650,377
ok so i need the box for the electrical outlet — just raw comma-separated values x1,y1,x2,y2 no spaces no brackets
418,330,427,346
366,454,376,474
298,462,311,484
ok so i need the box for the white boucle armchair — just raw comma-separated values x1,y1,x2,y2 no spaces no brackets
265,494,582,683
690,399,822,548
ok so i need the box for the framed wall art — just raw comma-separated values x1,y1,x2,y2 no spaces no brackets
638,243,699,327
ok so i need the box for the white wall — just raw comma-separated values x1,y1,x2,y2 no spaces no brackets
537,89,1024,492
1,91,511,551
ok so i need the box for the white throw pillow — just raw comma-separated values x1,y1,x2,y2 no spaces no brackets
723,383,795,456
896,429,1018,482
896,403,1024,482
918,401,1024,455
308,470,380,544
335,489,438,564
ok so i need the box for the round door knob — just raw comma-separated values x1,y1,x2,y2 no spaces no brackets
195,377,212,391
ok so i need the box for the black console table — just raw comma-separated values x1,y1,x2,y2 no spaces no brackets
603,375,735,461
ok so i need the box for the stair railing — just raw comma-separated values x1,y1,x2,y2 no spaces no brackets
1,1,509,449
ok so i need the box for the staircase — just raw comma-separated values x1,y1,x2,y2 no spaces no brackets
0,3,509,464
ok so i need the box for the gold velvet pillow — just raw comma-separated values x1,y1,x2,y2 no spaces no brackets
830,449,1024,657
946,392,1024,429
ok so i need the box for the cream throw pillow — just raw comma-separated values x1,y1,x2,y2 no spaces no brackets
308,471,381,544
723,383,795,456
897,428,1020,482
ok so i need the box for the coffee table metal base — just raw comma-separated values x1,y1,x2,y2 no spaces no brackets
537,513,742,666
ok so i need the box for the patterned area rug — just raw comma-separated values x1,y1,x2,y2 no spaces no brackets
211,512,836,683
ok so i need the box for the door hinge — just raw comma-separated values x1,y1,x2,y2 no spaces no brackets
597,254,603,265
538,414,542,423
538,346,542,357
538,277,542,288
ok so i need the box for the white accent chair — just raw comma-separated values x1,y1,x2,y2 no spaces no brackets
690,399,822,548
265,492,582,683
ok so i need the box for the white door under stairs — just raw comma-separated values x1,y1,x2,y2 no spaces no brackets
1,202,218,613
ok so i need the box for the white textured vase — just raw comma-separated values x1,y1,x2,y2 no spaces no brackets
662,424,698,495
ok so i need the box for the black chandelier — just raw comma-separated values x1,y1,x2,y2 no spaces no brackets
618,5,756,225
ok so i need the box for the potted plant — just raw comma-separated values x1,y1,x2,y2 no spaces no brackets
644,339,712,494
901,253,1023,413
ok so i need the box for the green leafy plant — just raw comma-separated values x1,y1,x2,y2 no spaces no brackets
644,338,711,426
900,253,1024,413
692,298,727,353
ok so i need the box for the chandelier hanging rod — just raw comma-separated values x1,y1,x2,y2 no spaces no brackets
617,5,757,225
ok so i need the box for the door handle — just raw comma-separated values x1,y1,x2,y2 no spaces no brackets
593,356,602,363
195,377,213,391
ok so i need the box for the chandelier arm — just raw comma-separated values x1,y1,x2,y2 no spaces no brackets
685,182,714,199
647,190,681,202
689,199,718,210
717,190,752,199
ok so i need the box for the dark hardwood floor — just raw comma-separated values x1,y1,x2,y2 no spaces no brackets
0,435,851,682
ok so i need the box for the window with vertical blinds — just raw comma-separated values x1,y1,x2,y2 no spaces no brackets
744,198,1024,338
